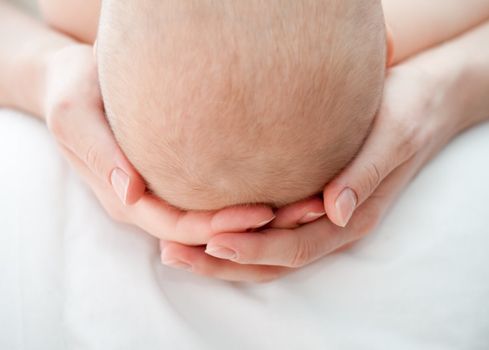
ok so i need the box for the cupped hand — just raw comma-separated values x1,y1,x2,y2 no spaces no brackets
159,60,468,281
43,44,274,245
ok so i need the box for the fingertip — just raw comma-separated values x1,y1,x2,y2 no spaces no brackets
124,171,146,205
272,196,324,228
206,232,256,263
160,242,196,270
323,185,357,228
211,204,275,233
109,166,145,205
113,152,146,205
298,211,326,225
109,168,129,204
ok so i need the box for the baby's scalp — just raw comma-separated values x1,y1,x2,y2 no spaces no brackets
97,0,387,210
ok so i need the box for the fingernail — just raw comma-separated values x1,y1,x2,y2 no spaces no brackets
298,211,326,224
161,258,192,271
250,216,276,229
335,188,357,227
111,168,129,205
205,246,238,260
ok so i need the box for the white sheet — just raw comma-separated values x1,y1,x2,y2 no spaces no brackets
1,108,488,350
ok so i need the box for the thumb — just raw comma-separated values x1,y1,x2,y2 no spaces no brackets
323,118,417,227
51,105,145,205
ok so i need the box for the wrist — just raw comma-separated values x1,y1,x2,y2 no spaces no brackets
0,1,78,118
409,49,485,137
21,48,52,119
407,22,489,134
431,49,489,134
1,39,75,119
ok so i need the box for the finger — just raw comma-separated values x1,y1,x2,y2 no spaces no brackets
131,197,275,245
270,196,325,229
160,241,288,283
206,218,346,267
206,155,423,268
57,145,131,223
50,103,145,205
323,109,419,228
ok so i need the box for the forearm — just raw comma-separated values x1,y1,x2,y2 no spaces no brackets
383,0,489,64
0,1,75,118
409,20,489,133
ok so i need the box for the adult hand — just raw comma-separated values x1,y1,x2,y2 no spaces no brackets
43,44,274,245
159,51,480,281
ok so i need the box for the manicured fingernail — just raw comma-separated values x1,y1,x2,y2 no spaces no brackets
298,211,326,224
161,258,192,271
335,188,357,227
205,246,238,260
250,216,276,229
111,168,129,205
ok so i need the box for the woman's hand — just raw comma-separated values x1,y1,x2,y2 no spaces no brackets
159,64,447,280
43,44,275,245
322,65,454,228
159,18,489,280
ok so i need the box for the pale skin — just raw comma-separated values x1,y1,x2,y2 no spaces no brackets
1,0,489,281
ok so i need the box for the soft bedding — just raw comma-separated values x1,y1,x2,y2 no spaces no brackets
1,108,488,350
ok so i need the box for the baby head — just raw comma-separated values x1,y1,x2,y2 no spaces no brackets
97,0,387,210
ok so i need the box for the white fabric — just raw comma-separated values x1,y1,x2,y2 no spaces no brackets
1,108,488,350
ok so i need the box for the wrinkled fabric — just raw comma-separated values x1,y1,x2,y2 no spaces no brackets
1,109,488,350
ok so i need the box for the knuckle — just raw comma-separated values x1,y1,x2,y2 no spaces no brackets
289,236,313,268
361,162,383,196
84,143,100,168
84,143,106,178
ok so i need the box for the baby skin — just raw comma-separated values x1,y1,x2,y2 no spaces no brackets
97,0,387,211
38,0,489,212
